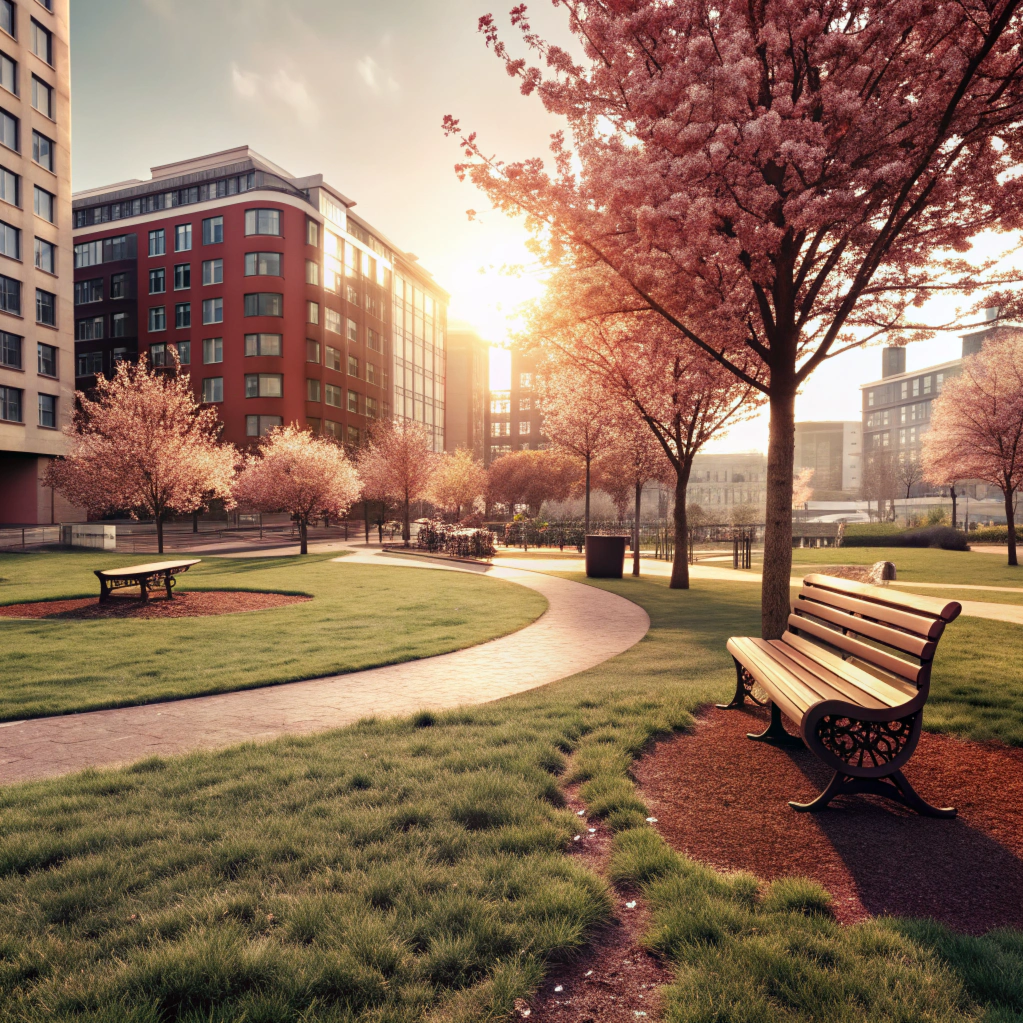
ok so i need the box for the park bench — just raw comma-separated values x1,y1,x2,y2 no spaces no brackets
721,573,962,817
95,559,200,603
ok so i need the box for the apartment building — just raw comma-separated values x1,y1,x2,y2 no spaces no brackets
688,452,768,514
0,0,75,525
444,325,488,460
485,349,545,464
794,421,861,496
71,147,448,452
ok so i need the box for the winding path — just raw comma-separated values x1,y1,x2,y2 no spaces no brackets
0,550,650,786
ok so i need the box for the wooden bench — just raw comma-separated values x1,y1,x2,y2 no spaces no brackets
721,573,962,817
95,560,200,603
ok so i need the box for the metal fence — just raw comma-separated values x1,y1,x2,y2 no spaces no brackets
0,526,61,550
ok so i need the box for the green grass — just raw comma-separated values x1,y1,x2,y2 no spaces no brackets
790,546,1023,587
0,572,1021,1020
0,552,547,722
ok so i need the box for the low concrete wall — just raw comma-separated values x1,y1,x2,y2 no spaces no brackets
61,523,116,550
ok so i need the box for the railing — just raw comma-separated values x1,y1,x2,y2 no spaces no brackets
0,525,61,550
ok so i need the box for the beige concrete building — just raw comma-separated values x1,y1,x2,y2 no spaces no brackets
689,451,768,516
0,0,74,524
794,421,862,496
444,325,488,460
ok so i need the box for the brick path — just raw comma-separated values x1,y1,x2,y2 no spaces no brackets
0,551,649,785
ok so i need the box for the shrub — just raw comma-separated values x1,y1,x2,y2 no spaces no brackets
842,525,969,550
970,525,1011,544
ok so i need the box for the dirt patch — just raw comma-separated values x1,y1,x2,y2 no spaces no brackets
519,786,671,1022
0,591,310,620
635,705,1023,934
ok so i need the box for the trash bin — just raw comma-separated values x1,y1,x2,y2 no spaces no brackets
585,535,627,578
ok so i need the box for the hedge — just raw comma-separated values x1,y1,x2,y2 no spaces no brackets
842,524,969,550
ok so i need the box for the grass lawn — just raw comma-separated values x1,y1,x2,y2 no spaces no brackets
0,572,1020,1021
0,552,547,722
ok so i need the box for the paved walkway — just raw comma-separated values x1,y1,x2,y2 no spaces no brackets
0,550,650,786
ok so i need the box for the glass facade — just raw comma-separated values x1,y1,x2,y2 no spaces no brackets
393,271,446,452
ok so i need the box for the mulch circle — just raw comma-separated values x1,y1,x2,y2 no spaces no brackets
0,591,310,620
636,705,1023,934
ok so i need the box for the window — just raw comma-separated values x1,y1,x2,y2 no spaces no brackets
518,421,530,435
244,251,281,276
202,215,223,245
347,390,359,413
30,19,51,65
31,130,52,171
31,76,52,118
348,355,359,378
35,288,54,325
202,337,222,364
0,217,17,258
306,218,319,246
202,297,222,325
936,372,944,393
0,383,21,421
307,300,319,324
113,347,128,363
347,425,360,445
368,327,381,352
346,318,358,345
149,343,167,367
0,329,19,367
318,307,339,334
0,107,16,151
912,378,920,397
325,382,342,408
305,259,319,285
110,273,127,300
176,340,190,365
323,419,341,440
148,305,165,331
149,228,165,256
246,414,282,437
491,398,510,414
306,339,320,363
75,316,103,340
245,373,283,398
202,258,222,285
201,376,223,403
244,332,282,357
74,240,102,269
491,422,511,437
519,372,533,389
111,311,128,337
33,236,53,273
174,302,190,329
32,185,53,222
346,283,359,306
306,378,321,402
866,389,874,407
0,51,15,95
149,267,165,294
244,208,281,236
243,292,282,316
77,351,103,377
173,263,190,290
365,396,378,419
366,362,378,386
325,345,341,371
923,375,932,394
519,397,532,412
37,392,55,428
0,2,12,39
174,223,192,252
0,163,17,206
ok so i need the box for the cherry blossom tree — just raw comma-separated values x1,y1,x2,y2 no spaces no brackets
430,448,489,520
233,425,361,555
536,363,610,536
447,0,1023,636
487,448,579,517
358,420,439,544
792,468,815,520
923,337,1023,565
45,354,235,554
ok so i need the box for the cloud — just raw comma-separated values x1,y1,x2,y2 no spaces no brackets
230,63,319,126
356,56,398,95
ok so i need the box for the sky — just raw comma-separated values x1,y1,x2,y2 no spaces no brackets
69,0,994,455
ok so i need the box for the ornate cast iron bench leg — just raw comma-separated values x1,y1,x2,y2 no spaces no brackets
790,769,956,818
717,658,768,710
164,571,175,600
138,575,149,602
747,702,804,748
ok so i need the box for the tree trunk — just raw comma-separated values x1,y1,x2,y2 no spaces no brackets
762,383,797,639
633,480,642,577
949,485,958,530
403,496,411,545
364,508,370,544
156,515,164,555
192,510,199,533
299,518,308,556
669,464,691,589
584,455,591,538
1005,488,1018,567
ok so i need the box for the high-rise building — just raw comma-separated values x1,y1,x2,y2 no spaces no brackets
71,147,448,452
0,0,76,525
794,421,861,496
485,350,545,464
444,325,488,459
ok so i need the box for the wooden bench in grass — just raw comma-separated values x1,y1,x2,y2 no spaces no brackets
95,560,200,603
721,573,962,818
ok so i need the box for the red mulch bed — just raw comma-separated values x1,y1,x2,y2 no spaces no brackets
636,705,1023,934
520,785,671,1022
0,591,310,620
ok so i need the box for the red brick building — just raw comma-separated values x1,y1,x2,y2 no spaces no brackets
72,147,448,451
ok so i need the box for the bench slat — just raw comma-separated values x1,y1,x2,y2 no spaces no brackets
727,638,809,724
802,574,961,622
793,597,937,660
797,586,946,640
96,560,200,579
729,637,833,713
762,640,896,709
788,614,923,683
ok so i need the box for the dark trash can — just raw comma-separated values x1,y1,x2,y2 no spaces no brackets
585,535,627,578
